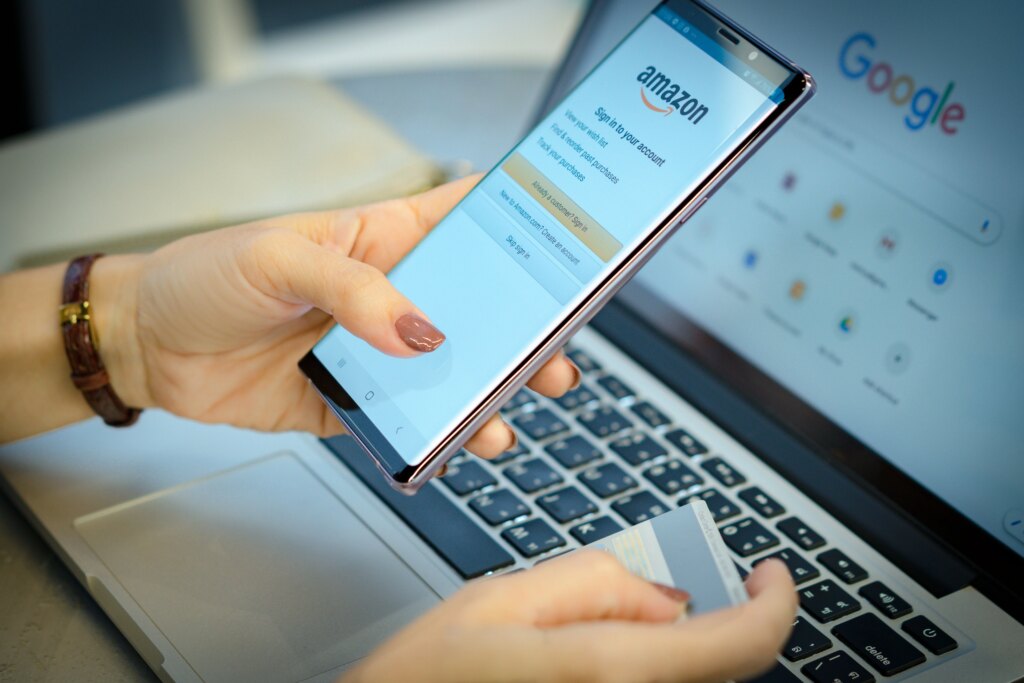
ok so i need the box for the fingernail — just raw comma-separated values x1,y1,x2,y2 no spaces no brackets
436,463,449,478
396,313,445,353
651,582,691,603
507,428,519,450
568,360,582,390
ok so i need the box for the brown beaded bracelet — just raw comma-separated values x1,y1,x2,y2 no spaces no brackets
59,254,141,427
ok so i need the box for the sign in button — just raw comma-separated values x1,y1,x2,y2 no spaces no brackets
484,174,602,284
502,152,622,262
460,191,580,305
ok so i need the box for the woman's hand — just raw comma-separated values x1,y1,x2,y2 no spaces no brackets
346,551,797,683
94,176,579,455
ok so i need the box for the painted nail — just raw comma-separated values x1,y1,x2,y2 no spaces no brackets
568,360,582,390
651,582,691,603
507,428,519,450
395,313,445,353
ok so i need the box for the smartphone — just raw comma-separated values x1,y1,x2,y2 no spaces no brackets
300,0,814,493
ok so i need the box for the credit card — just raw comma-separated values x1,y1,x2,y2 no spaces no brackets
587,499,747,616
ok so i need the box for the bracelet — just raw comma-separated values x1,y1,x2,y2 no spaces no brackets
59,254,141,427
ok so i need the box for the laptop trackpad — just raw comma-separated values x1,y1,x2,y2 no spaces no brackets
74,452,438,683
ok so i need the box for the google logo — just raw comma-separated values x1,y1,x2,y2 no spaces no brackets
839,33,965,135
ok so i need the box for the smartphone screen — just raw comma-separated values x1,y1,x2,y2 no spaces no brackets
304,0,810,484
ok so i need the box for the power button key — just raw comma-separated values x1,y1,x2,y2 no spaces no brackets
901,615,958,655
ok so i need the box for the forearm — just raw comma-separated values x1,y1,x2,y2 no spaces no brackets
0,255,146,444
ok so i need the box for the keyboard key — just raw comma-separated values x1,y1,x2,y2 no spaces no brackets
832,613,925,676
500,389,537,414
513,409,570,442
566,348,601,373
440,460,497,496
858,581,913,619
537,486,598,523
817,548,869,584
609,432,667,466
491,434,530,464
754,548,820,585
630,400,671,428
597,374,634,400
737,486,785,518
322,436,513,578
644,459,703,494
569,516,623,544
505,458,563,493
555,383,599,411
782,616,832,662
700,457,746,487
801,651,875,683
578,405,633,438
799,579,861,623
680,488,740,522
901,615,958,655
469,489,530,526
501,519,566,558
734,562,749,580
611,491,670,525
719,517,779,557
742,663,801,683
579,462,637,498
776,517,826,551
545,434,601,469
664,428,708,456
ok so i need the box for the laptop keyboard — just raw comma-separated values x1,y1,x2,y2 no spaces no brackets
324,336,968,682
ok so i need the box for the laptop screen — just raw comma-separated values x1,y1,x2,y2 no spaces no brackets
548,0,1024,559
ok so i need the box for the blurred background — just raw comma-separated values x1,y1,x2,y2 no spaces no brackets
0,0,589,272
1,0,584,157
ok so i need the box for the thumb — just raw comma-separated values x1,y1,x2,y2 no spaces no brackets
251,229,445,356
477,550,687,627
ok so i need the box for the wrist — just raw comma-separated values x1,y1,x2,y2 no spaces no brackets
89,254,152,409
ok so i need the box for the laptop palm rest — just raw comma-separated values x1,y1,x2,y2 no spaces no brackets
73,451,438,683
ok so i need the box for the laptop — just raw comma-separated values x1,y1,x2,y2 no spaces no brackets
2,1,1022,681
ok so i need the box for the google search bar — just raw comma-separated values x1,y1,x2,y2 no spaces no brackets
796,114,1003,246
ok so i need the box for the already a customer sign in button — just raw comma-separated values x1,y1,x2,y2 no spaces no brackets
502,152,622,262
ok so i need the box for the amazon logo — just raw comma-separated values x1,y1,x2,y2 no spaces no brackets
637,65,709,124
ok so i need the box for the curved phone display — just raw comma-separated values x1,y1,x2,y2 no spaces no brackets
302,0,813,489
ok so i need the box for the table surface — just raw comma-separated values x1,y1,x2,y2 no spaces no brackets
0,65,551,682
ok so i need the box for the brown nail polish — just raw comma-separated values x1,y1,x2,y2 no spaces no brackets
651,582,691,603
568,361,582,390
395,313,445,352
